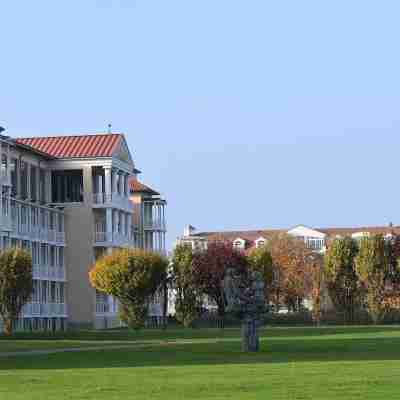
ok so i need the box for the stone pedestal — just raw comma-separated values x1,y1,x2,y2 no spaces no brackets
241,318,259,352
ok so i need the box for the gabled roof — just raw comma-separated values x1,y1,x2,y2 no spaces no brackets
15,133,122,159
194,229,284,242
129,179,160,195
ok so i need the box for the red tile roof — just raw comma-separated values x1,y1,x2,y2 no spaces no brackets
129,179,160,195
15,134,122,158
195,225,400,242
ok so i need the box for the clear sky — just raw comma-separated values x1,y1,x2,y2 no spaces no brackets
2,1,400,249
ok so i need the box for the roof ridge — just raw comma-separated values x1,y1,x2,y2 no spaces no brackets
15,133,123,140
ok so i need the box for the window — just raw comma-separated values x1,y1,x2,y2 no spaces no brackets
39,168,46,202
52,170,83,203
1,153,7,177
20,161,28,199
233,239,245,250
30,166,37,201
10,158,18,197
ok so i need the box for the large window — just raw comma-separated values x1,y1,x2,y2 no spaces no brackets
30,165,37,201
10,158,18,197
20,161,28,199
52,170,83,203
1,153,7,177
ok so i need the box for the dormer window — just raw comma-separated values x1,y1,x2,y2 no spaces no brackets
233,238,245,250
255,237,267,248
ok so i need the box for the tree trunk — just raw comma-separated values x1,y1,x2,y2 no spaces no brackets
162,282,168,330
4,319,13,336
241,318,259,352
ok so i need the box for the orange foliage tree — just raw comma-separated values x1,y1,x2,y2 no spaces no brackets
267,233,314,312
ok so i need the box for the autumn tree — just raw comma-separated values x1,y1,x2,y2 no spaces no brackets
307,253,324,326
171,243,202,327
192,241,248,318
324,237,360,324
0,248,33,336
355,235,391,324
89,248,168,330
247,245,274,307
267,233,314,312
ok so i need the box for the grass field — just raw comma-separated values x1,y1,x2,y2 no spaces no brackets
1,326,400,399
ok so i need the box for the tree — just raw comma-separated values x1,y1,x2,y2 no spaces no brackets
267,233,314,312
355,235,391,324
0,248,33,336
307,253,324,325
192,241,248,318
171,244,202,327
89,248,168,330
247,245,274,307
324,237,360,324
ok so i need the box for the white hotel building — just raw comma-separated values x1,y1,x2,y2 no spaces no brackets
0,131,166,331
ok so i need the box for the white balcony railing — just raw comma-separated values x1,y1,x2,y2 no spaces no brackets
9,223,65,244
143,218,167,231
95,303,110,314
94,231,133,247
0,214,12,231
22,302,67,317
32,264,66,281
92,192,133,210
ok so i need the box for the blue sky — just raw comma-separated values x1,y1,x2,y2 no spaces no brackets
2,1,400,248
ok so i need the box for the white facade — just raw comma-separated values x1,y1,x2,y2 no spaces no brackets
0,136,67,332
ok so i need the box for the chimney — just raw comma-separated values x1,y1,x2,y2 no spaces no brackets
184,225,196,237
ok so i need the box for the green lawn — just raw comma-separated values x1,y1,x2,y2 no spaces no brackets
1,326,400,399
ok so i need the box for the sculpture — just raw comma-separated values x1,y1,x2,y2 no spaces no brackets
223,268,266,352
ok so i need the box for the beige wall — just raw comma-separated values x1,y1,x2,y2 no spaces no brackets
64,204,95,328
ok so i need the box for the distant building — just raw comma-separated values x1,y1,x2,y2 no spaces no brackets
177,224,399,253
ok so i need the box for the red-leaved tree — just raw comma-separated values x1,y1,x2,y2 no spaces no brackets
192,241,248,317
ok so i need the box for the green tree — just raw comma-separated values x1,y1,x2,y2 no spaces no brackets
89,248,168,330
247,245,274,307
171,244,202,327
324,237,360,324
355,235,390,324
0,248,33,336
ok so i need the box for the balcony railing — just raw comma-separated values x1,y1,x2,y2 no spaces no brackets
9,223,65,244
143,218,167,231
95,303,110,314
22,302,67,317
0,214,12,231
94,231,134,247
92,192,133,210
32,264,66,281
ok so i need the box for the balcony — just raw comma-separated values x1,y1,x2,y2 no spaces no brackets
0,214,12,231
22,302,67,317
10,223,65,244
143,218,166,232
32,264,66,281
92,192,133,211
94,231,134,247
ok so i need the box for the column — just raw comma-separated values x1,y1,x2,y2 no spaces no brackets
0,141,2,179
6,145,11,183
16,158,21,198
106,208,113,242
120,173,125,197
104,167,112,203
35,166,40,202
46,170,52,203
112,169,118,194
26,163,31,200
98,174,103,200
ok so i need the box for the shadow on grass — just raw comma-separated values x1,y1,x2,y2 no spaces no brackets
1,335,400,370
1,325,400,342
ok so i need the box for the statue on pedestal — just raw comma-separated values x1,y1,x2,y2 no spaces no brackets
223,268,266,352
